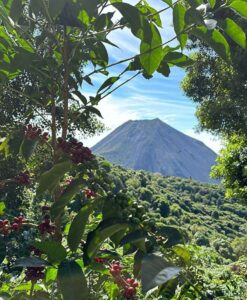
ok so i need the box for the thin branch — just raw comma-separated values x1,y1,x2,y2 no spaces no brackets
62,26,69,139
100,71,141,100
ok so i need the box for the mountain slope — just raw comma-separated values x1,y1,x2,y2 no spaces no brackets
92,119,217,183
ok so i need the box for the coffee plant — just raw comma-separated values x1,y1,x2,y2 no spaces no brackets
0,0,246,299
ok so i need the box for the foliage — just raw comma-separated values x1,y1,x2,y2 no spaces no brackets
0,0,246,299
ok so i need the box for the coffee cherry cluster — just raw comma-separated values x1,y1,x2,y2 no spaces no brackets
0,215,24,235
94,257,108,264
24,267,45,282
109,261,138,299
124,278,139,299
38,215,56,235
57,137,93,164
14,171,31,186
23,124,49,143
85,188,96,199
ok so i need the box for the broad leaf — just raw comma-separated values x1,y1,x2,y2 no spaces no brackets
219,18,246,48
141,254,181,293
97,76,120,94
20,139,39,161
140,23,163,75
157,226,184,247
191,26,231,61
163,52,194,67
48,0,66,18
33,241,67,264
57,260,88,300
15,257,49,267
37,160,72,195
229,0,247,18
173,3,187,49
84,219,129,265
172,245,191,264
68,203,93,252
50,177,85,219
120,230,146,246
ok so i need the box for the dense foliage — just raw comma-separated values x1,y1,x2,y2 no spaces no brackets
0,0,246,299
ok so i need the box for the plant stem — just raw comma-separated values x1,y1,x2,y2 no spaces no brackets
62,26,69,140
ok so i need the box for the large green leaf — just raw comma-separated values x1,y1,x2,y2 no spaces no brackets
15,257,49,267
20,139,39,161
113,3,150,41
163,52,194,67
229,0,247,18
173,3,187,49
0,235,6,264
37,160,72,195
140,23,163,75
120,230,146,246
141,254,180,293
172,245,191,264
57,260,88,300
33,241,67,264
50,177,85,219
83,219,129,265
68,203,93,252
97,76,120,94
10,0,22,21
191,26,231,61
157,226,184,247
219,18,246,49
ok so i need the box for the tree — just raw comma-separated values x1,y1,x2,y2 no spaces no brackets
0,0,246,299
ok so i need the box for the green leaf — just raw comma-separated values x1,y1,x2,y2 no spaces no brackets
45,267,58,284
162,0,172,6
84,219,129,265
85,106,103,118
68,203,93,252
140,23,163,75
173,3,187,49
172,245,191,264
229,0,247,18
57,260,88,300
157,226,184,247
33,241,67,264
137,1,162,27
141,254,181,293
0,235,6,264
20,139,39,161
120,230,146,246
10,0,22,21
209,0,216,8
163,52,194,67
0,202,6,216
133,250,145,278
113,3,150,41
50,177,85,219
219,18,246,49
97,76,120,94
191,26,231,61
37,160,72,195
15,257,49,267
157,61,170,77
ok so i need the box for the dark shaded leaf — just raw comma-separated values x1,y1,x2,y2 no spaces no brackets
57,260,88,300
20,139,39,161
33,241,67,264
84,219,129,265
157,226,184,247
50,177,85,219
68,203,93,252
0,235,6,264
37,160,72,195
141,254,180,293
120,230,146,246
15,257,49,267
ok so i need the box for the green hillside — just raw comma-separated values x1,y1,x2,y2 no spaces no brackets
98,163,247,299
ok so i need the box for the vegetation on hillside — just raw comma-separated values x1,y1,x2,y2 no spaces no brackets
0,0,246,299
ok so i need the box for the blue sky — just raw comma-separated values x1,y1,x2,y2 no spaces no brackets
82,0,222,153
